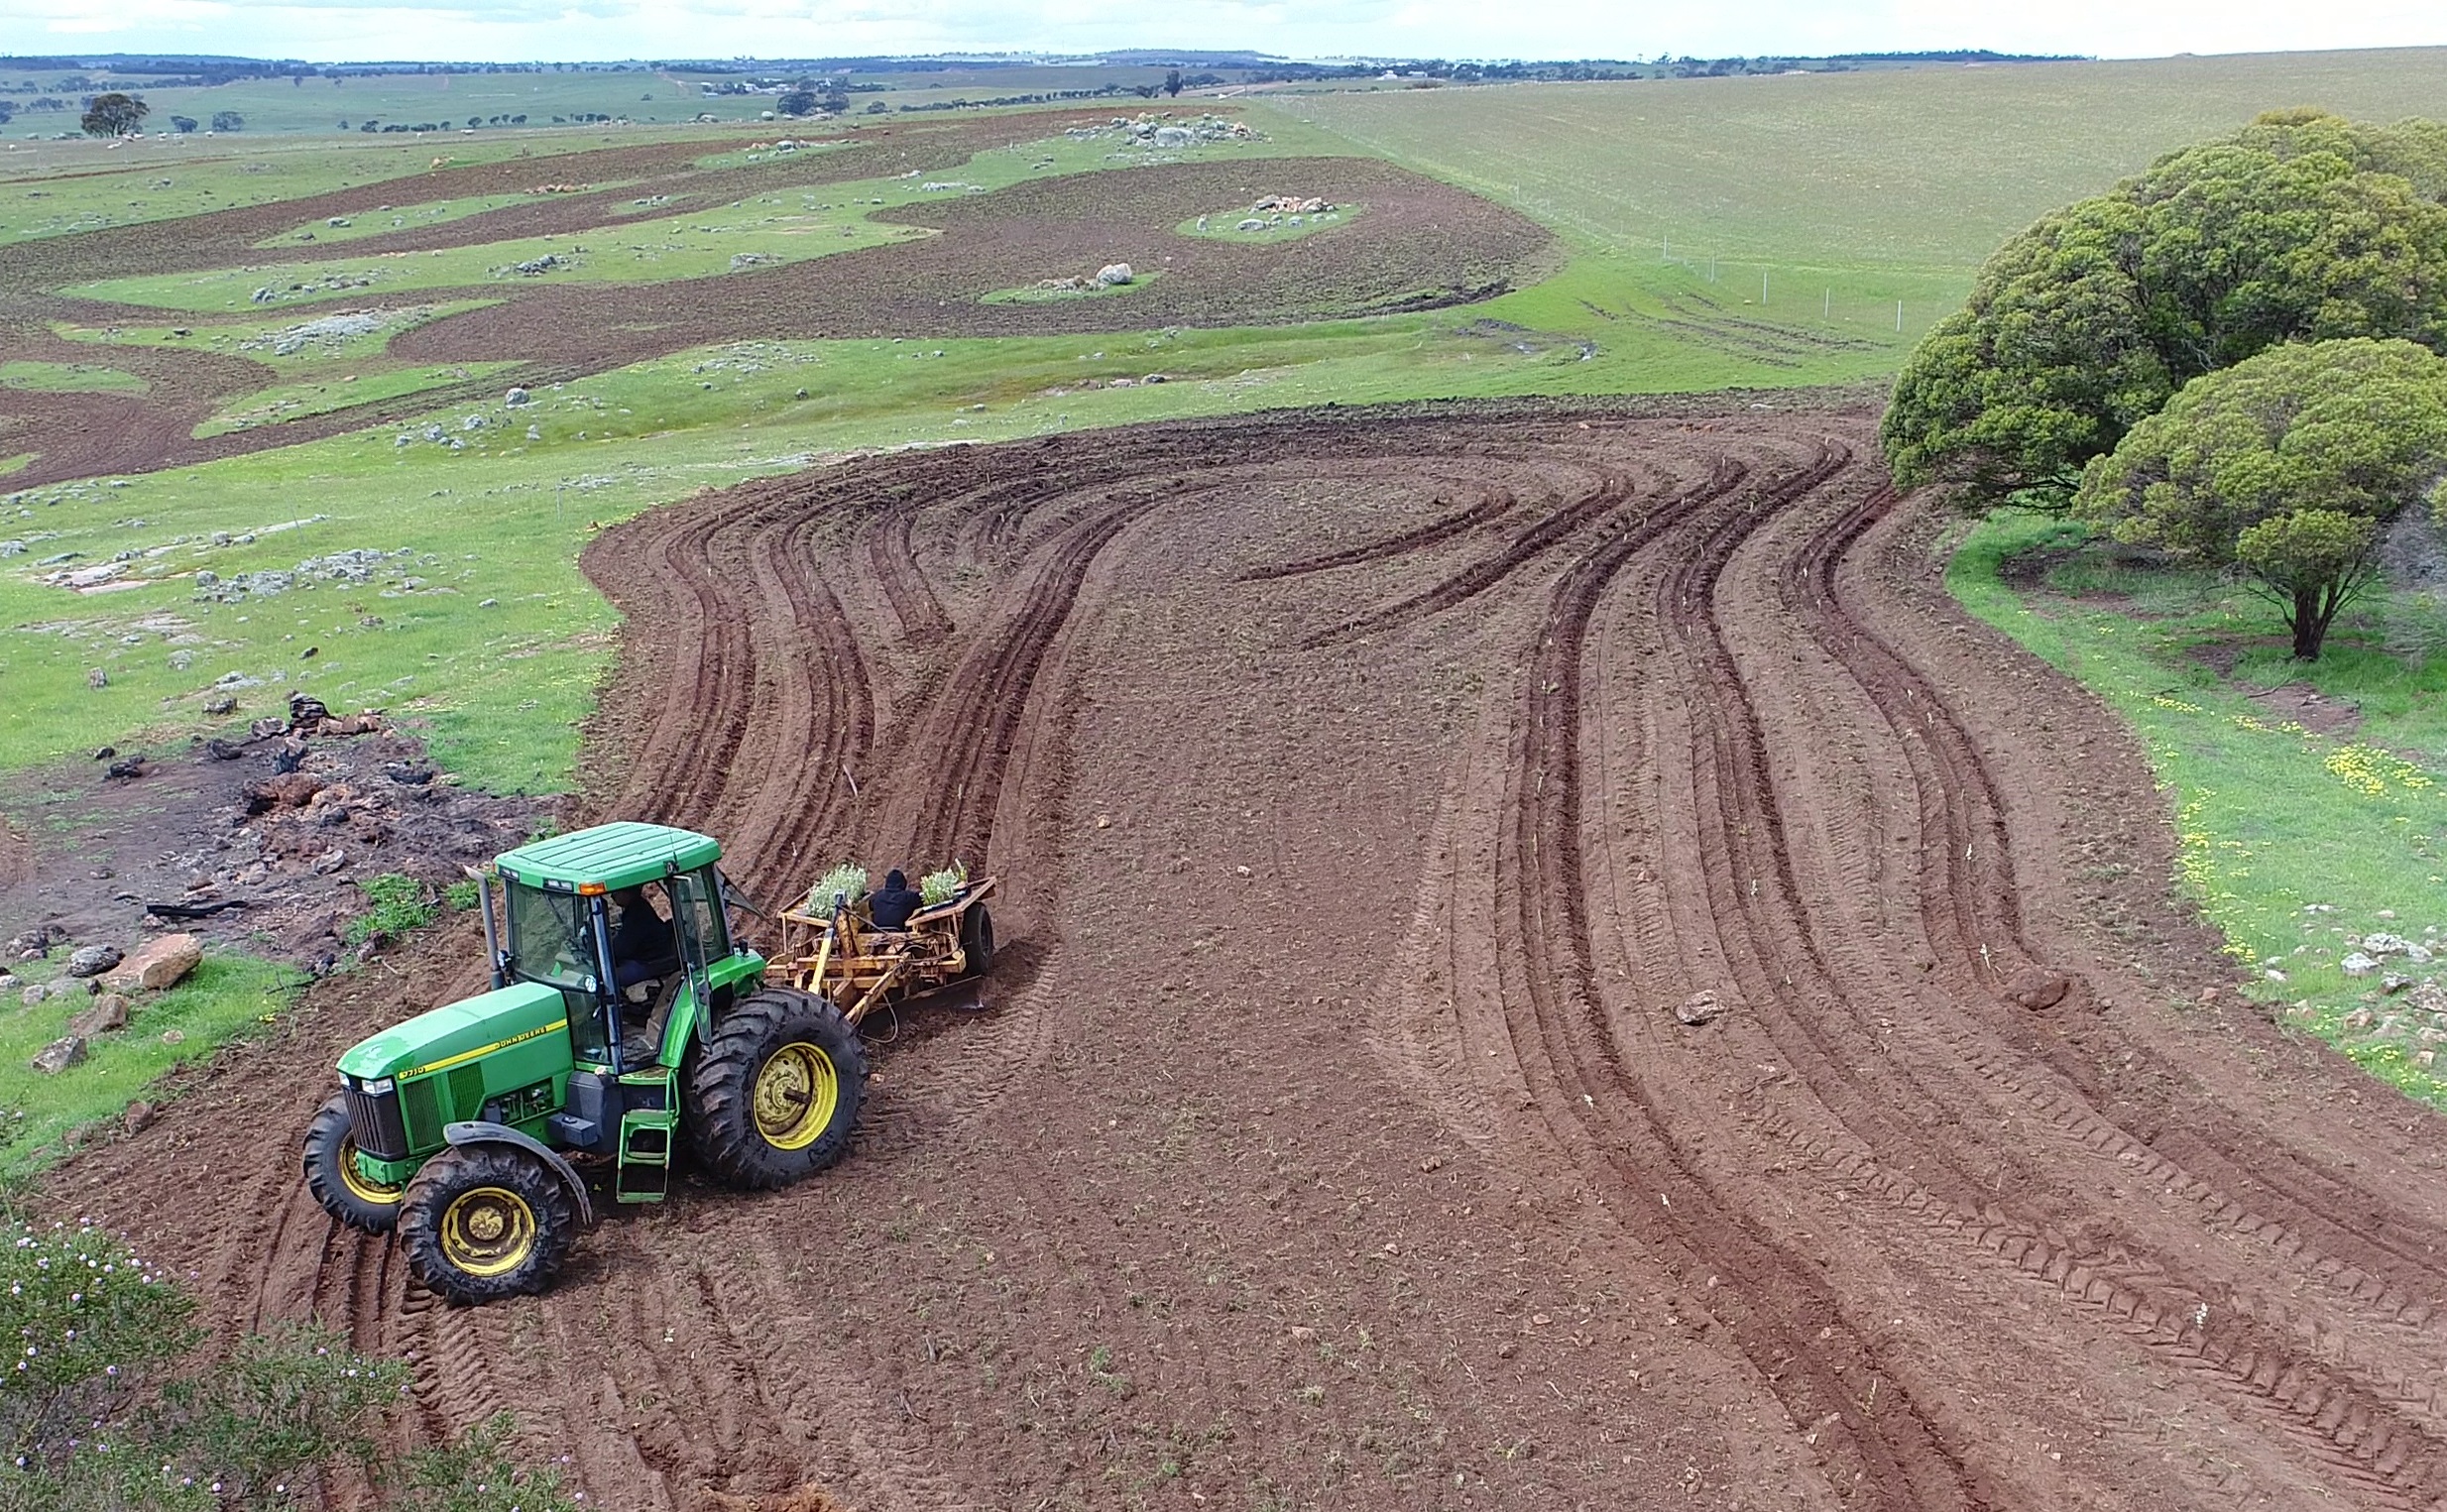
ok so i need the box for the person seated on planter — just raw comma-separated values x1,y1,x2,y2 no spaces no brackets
867,869,923,931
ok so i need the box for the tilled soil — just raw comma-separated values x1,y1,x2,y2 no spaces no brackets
45,400,2447,1510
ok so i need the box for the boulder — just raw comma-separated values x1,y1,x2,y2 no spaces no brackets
68,994,129,1038
31,1036,86,1075
21,984,50,1007
64,945,123,979
102,934,201,993
2342,952,2380,978
125,1101,157,1133
1096,263,1135,287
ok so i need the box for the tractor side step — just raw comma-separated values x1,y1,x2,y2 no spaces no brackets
615,1109,677,1203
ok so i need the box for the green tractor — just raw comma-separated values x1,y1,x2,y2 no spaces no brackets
299,822,868,1304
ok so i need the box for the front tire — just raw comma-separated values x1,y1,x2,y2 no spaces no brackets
302,1090,403,1233
397,1143,578,1305
683,988,867,1190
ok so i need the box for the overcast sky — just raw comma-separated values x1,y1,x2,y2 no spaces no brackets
7,0,2444,64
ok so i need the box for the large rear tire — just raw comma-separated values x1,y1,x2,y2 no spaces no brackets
301,1090,403,1233
397,1143,578,1305
683,988,867,1190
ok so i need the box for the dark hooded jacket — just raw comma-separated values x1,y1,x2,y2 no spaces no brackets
868,869,922,930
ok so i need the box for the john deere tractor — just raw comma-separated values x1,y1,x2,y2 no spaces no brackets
299,822,872,1304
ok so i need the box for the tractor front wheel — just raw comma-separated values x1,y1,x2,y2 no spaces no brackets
301,1090,403,1233
397,1143,579,1305
684,989,867,1190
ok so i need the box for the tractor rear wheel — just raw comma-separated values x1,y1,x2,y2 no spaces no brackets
683,989,867,1190
301,1090,403,1233
959,902,994,978
397,1143,579,1305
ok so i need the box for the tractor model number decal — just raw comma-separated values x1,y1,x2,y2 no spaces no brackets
400,1018,569,1081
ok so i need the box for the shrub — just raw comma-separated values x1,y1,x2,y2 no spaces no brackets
0,1216,575,1512
919,864,969,906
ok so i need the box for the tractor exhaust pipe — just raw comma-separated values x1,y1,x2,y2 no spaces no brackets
472,866,506,989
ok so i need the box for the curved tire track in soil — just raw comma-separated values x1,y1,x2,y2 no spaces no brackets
42,400,2447,1511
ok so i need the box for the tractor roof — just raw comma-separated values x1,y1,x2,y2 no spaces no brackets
495,821,721,890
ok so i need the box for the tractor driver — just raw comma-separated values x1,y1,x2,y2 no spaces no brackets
608,885,679,993
867,869,923,931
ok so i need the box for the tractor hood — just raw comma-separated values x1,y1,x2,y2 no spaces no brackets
337,981,569,1083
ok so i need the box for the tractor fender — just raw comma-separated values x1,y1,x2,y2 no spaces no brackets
442,1121,596,1229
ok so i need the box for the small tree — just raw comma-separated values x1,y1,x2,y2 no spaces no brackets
209,110,243,132
2236,510,2387,659
2076,336,2447,658
169,115,197,134
1163,68,1183,97
79,92,147,137
774,89,817,117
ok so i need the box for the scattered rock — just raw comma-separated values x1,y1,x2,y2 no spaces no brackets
64,944,124,979
21,984,51,1007
1676,990,1724,1026
160,1028,185,1047
505,387,530,407
202,693,238,716
2342,952,2380,978
31,1037,87,1075
1096,263,1135,287
125,1100,157,1133
86,668,108,690
2004,966,2071,1009
68,994,129,1038
102,934,201,993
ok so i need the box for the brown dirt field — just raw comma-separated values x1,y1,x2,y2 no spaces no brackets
44,399,2447,1511
0,112,1553,489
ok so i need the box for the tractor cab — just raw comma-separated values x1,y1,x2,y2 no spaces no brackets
488,822,740,1076
303,822,874,1307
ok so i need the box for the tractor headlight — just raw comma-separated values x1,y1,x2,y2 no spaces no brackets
359,1077,394,1094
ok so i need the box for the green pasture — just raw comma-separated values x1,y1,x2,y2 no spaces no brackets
195,361,521,438
56,302,495,363
0,952,301,1179
1951,513,2447,1108
1270,48,2447,305
0,360,146,395
252,191,540,248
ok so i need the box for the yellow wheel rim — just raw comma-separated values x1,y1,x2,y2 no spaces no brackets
438,1186,536,1277
753,1042,839,1151
340,1135,404,1208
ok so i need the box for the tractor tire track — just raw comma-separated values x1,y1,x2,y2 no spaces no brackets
45,400,2447,1512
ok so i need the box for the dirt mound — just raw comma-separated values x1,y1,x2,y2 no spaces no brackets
42,399,2447,1509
